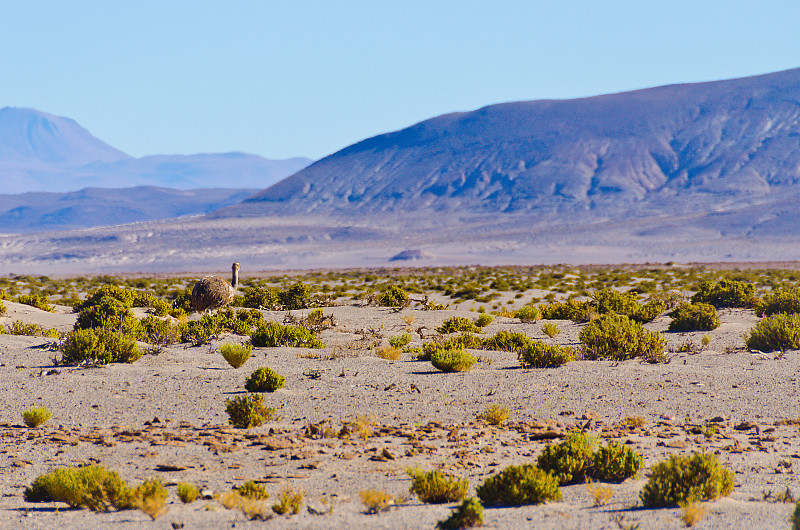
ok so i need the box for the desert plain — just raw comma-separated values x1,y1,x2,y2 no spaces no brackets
0,264,799,529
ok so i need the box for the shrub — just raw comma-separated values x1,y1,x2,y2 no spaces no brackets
177,483,199,503
245,367,285,392
691,279,755,308
478,405,508,425
60,328,142,365
75,295,143,338
389,333,413,348
513,304,539,322
476,464,561,506
131,292,171,316
225,394,276,428
242,286,280,310
475,313,493,328
745,312,800,351
25,465,134,511
220,343,253,368
579,313,664,361
590,441,643,483
640,452,734,507
218,490,270,520
668,303,720,332
272,486,303,515
407,468,468,503
431,348,476,372
541,322,560,338
280,283,313,310
537,432,597,485
756,287,800,317
375,345,402,360
6,321,60,338
250,321,323,349
437,316,480,334
139,316,180,345
539,299,593,322
421,333,481,361
592,288,638,316
518,342,574,368
0,300,5,315
77,285,135,311
630,298,668,323
436,497,484,529
131,478,168,520
17,293,54,312
237,481,270,500
380,285,410,308
360,489,395,514
23,406,52,428
793,500,800,530
481,330,534,352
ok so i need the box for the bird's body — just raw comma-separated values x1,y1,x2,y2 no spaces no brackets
192,262,239,313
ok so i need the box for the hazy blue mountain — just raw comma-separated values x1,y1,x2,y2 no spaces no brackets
0,107,311,193
0,186,258,233
225,68,800,222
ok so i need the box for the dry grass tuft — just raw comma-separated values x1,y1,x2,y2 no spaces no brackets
218,491,272,520
360,489,396,514
375,345,402,360
678,501,705,527
585,481,614,507
478,405,508,425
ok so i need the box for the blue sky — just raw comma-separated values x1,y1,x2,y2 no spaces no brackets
2,1,799,161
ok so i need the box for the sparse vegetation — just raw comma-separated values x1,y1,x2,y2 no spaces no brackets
437,316,480,334
177,483,200,503
478,404,508,425
407,467,468,503
579,313,664,361
60,328,142,365
436,497,484,529
585,481,614,507
237,481,270,500
691,279,756,308
22,406,52,428
250,321,324,348
745,312,800,351
640,452,734,507
476,464,561,506
245,367,285,392
360,489,396,514
272,486,303,515
25,465,135,511
375,344,402,360
389,333,413,348
225,393,277,428
513,304,540,322
541,322,560,338
17,293,54,312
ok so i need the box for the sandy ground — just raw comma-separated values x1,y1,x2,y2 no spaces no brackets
1,301,799,528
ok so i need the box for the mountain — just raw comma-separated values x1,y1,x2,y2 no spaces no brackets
225,68,800,222
0,186,258,233
0,107,311,194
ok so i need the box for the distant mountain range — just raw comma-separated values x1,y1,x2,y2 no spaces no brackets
0,107,311,194
223,68,800,225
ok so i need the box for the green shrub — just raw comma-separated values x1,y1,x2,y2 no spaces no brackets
241,286,280,310
513,304,539,322
756,287,800,317
249,321,323,348
177,483,200,503
380,285,410,308
481,330,534,352
407,468,468,504
537,432,597,485
236,480,270,500
0,300,5,315
6,321,61,338
220,343,253,368
541,322,560,338
745,312,800,351
475,313,493,328
389,333,413,348
590,441,643,483
539,299,593,322
793,500,800,530
280,283,313,310
245,367,285,392
139,316,180,345
476,464,561,506
225,393,276,428
17,293,54,312
60,328,142,365
478,405,508,425
668,303,720,332
421,333,482,361
436,497,484,529
75,295,143,338
272,486,303,515
592,288,638,316
630,298,668,323
77,285,135,311
691,279,755,308
131,478,167,519
23,406,52,428
437,316,480,334
579,313,664,361
430,348,476,372
640,452,734,507
518,342,574,368
24,465,134,511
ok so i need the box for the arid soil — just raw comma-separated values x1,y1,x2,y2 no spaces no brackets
1,301,799,529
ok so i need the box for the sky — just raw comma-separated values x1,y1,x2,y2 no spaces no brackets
2,1,799,161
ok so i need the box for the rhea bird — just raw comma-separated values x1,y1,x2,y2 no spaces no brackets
191,262,240,313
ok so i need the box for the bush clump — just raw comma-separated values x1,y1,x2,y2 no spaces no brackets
518,342,574,368
481,330,534,352
640,452,734,507
389,333,413,348
579,313,664,361
437,316,480,334
60,328,142,365
691,279,755,308
245,367,285,392
241,286,280,310
436,497,484,529
537,432,597,485
590,440,644,483
407,467,469,504
476,464,561,506
513,304,540,322
139,316,181,345
592,288,639,317
280,283,314,310
177,483,200,503
668,302,720,332
539,299,594,322
421,333,482,361
17,293,54,312
75,295,143,338
430,348,476,372
220,343,253,368
236,480,270,500
475,313,493,328
250,321,323,348
25,465,134,511
225,393,277,428
756,287,800,317
380,285,410,308
745,312,800,351
23,406,52,428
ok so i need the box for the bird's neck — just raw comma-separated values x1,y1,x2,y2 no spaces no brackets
231,269,239,289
